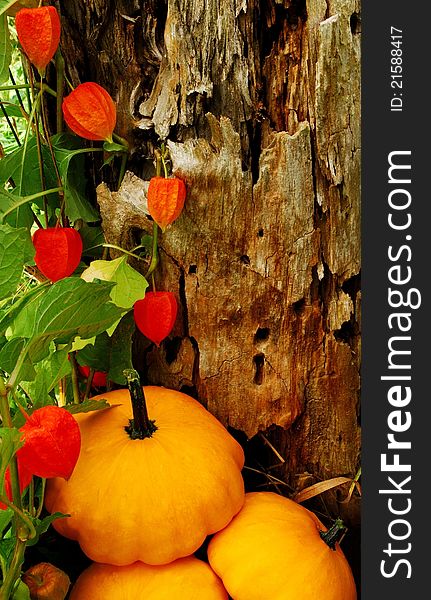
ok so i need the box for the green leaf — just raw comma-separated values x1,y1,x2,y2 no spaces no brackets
20,346,70,406
27,512,68,547
75,333,110,372
0,224,34,300
70,335,95,352
65,398,111,415
0,283,48,338
0,1,22,17
108,311,135,384
103,141,127,153
0,427,23,486
80,222,105,258
0,186,62,225
0,137,59,199
0,104,26,119
0,507,13,534
0,14,11,85
0,537,15,565
24,278,124,363
52,133,100,223
81,256,148,309
0,338,35,381
74,313,134,385
11,581,31,600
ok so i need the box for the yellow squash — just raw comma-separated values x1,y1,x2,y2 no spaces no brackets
45,371,245,566
69,557,228,599
207,491,357,600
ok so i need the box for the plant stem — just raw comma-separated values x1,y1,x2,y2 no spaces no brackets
39,88,65,225
68,353,81,405
35,74,49,227
22,62,32,113
0,100,21,146
145,222,159,278
0,381,32,600
8,69,26,115
117,151,128,190
102,243,145,261
35,479,46,519
112,133,129,149
0,538,26,600
0,83,57,96
18,89,42,194
0,84,30,92
319,517,346,550
6,345,29,395
82,369,95,402
55,51,65,134
123,369,157,439
0,379,21,509
0,496,36,540
1,186,64,222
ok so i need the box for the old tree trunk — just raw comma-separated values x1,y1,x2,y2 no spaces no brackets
59,0,360,555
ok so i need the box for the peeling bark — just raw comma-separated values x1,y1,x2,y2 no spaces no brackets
59,0,361,525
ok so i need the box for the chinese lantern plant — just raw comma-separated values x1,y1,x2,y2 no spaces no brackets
77,365,107,388
15,5,61,73
62,82,117,143
18,406,81,480
133,291,178,346
0,401,82,599
69,557,228,600
207,492,357,600
32,227,83,282
44,369,245,566
147,175,187,231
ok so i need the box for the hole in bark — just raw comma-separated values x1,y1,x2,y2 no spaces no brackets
334,320,358,345
258,228,264,237
240,254,251,266
254,327,270,343
253,353,265,385
350,12,361,34
292,298,306,315
179,385,199,399
188,264,197,274
164,337,182,365
259,0,307,58
247,119,262,184
342,272,361,302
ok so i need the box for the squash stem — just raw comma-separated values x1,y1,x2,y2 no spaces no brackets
320,517,346,550
123,369,157,439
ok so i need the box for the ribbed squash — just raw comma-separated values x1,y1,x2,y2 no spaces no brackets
44,372,245,566
207,492,357,600
69,557,228,600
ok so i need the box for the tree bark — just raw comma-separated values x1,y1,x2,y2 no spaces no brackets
58,0,361,526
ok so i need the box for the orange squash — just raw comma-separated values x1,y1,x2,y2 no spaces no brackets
69,557,228,599
44,370,245,566
207,492,357,600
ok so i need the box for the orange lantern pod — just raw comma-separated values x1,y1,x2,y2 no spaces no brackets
133,291,178,347
78,365,108,388
32,227,83,282
62,82,117,142
15,6,61,72
147,176,187,230
18,406,81,480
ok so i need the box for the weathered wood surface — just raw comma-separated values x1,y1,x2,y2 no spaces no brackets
60,0,361,521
